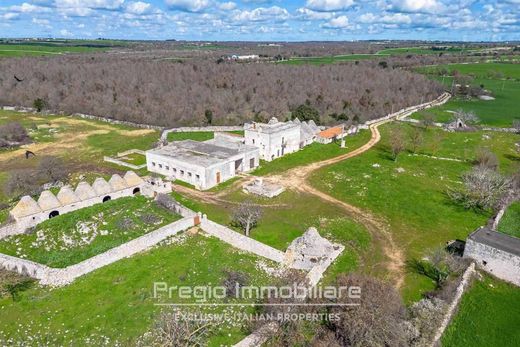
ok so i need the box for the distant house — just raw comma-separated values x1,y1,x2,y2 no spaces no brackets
463,227,520,286
229,54,259,61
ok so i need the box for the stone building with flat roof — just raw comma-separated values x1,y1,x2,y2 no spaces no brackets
146,139,259,190
463,226,520,286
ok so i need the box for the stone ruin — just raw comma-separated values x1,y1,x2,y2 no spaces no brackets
283,227,340,270
243,178,285,198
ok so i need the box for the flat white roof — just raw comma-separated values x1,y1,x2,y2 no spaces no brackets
148,140,257,168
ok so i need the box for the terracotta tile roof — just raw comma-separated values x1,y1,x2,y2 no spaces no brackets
318,126,343,139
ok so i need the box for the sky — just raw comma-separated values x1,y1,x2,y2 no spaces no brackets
0,0,519,41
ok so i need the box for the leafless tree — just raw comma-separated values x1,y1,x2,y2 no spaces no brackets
448,166,512,211
389,127,406,161
37,156,68,183
327,274,409,347
232,200,262,236
474,148,499,171
4,169,41,198
453,109,479,125
136,309,213,347
409,126,424,154
0,122,30,148
421,112,436,130
0,55,443,127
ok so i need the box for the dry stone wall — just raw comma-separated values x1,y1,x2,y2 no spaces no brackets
0,217,195,286
200,217,285,263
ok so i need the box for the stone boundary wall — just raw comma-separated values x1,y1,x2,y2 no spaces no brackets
0,223,23,240
161,126,243,140
103,156,146,170
492,205,507,230
1,106,164,131
364,92,451,126
0,217,195,286
306,244,345,287
431,263,476,347
200,218,285,263
117,149,146,157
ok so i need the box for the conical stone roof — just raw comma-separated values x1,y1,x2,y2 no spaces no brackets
108,174,128,191
37,190,62,211
57,186,80,205
75,182,97,200
10,196,42,218
92,178,112,195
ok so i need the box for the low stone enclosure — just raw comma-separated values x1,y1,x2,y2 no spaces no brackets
0,196,343,291
103,149,147,170
0,171,172,238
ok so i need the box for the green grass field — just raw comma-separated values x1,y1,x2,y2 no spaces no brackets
253,130,371,176
376,46,466,55
413,63,520,127
0,233,276,346
167,131,214,142
442,274,520,347
0,44,109,57
279,54,383,65
308,123,519,301
0,196,180,268
496,201,520,238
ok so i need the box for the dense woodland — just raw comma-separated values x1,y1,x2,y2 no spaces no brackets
0,55,443,127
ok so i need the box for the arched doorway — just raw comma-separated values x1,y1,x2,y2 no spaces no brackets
103,196,111,203
132,187,141,195
49,210,60,219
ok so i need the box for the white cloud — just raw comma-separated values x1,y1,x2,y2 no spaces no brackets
305,0,355,12
360,12,411,24
2,13,20,20
296,8,335,20
391,0,443,13
32,18,51,25
218,2,236,11
9,3,51,13
60,28,73,36
323,15,351,28
231,6,289,22
54,0,125,10
165,0,211,12
126,1,152,14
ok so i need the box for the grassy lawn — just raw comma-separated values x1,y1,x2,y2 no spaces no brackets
308,123,519,302
279,54,383,65
413,63,520,127
0,110,160,205
377,46,465,55
496,201,520,238
167,131,214,142
0,233,276,346
0,43,110,57
0,196,180,268
442,274,520,347
172,188,374,282
253,129,371,176
116,152,146,166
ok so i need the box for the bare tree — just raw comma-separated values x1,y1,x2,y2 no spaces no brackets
232,200,262,236
448,166,511,211
389,127,406,161
37,156,68,183
474,148,499,171
137,309,213,347
453,109,479,125
327,274,409,347
421,112,436,130
0,122,30,148
409,126,424,154
4,169,41,198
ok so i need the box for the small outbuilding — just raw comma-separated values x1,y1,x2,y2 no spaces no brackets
464,227,520,286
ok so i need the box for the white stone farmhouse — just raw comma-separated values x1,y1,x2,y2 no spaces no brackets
146,135,259,190
244,117,314,162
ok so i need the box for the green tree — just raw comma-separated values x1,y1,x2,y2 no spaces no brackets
292,104,320,124
204,109,213,125
33,98,47,112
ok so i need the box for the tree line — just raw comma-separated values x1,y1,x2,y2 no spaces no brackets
0,55,443,127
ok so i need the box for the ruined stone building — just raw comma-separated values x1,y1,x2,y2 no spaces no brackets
464,227,520,286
